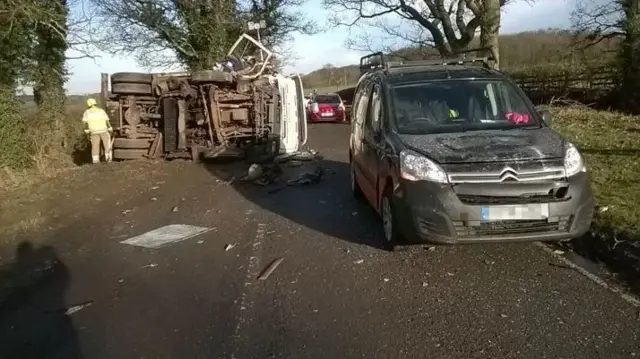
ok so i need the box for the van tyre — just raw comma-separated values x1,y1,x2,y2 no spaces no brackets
381,186,402,252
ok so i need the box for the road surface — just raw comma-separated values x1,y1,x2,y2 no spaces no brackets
0,124,638,359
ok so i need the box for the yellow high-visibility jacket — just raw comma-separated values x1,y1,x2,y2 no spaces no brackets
82,106,112,134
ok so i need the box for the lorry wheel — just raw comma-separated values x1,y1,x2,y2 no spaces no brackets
191,70,233,84
113,149,148,160
112,83,153,95
161,98,178,153
113,138,153,149
111,72,153,84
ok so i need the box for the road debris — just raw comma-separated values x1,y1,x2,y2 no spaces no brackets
500,314,508,318
553,249,565,255
426,246,436,252
224,243,236,251
142,263,158,268
383,278,389,282
65,301,93,315
197,240,204,244
121,209,132,215
151,197,157,201
172,206,179,213
422,281,428,287
354,259,364,264
257,257,284,280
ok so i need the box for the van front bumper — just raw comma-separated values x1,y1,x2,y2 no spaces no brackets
392,173,595,244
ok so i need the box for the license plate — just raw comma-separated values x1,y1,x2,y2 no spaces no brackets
480,204,549,221
321,112,334,117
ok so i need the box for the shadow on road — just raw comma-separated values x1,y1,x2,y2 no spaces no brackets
0,241,83,359
203,158,388,250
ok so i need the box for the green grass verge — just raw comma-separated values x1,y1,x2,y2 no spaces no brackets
553,107,640,239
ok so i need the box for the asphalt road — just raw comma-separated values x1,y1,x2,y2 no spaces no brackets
1,123,639,359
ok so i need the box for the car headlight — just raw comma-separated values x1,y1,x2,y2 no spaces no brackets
564,142,586,177
400,150,448,183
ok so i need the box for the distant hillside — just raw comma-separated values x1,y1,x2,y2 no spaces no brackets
301,29,618,92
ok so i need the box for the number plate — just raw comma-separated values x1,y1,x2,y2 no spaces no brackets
480,204,549,221
321,112,334,117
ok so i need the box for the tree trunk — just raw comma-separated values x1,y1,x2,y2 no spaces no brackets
479,0,501,69
618,0,640,110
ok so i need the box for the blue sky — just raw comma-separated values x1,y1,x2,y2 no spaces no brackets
66,0,575,94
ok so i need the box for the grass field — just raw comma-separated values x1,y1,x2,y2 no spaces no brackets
552,107,640,239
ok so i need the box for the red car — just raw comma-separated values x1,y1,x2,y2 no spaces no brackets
307,93,347,123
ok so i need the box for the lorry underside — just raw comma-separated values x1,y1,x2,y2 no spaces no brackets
101,34,307,161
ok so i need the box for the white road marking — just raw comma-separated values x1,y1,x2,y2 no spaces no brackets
534,242,640,308
120,224,212,249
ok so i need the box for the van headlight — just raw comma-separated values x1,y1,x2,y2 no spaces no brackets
564,142,586,177
400,150,448,183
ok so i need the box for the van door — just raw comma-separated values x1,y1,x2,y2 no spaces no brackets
351,81,375,203
360,83,383,206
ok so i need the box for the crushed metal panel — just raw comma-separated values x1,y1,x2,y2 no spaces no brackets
121,224,212,249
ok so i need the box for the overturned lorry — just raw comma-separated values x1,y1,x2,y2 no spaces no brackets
100,34,307,161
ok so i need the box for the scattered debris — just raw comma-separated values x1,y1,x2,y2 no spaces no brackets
483,259,495,265
121,224,212,249
197,240,204,244
599,206,609,213
383,278,389,282
224,243,236,251
354,259,364,264
426,246,436,252
65,301,93,315
151,186,160,190
151,197,157,201
258,257,284,280
172,206,179,213
142,263,158,268
553,249,565,255
422,281,428,287
500,314,508,318
446,272,455,276
121,209,132,215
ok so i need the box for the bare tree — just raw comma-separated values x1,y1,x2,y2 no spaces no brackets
89,0,316,70
573,0,640,109
325,0,529,68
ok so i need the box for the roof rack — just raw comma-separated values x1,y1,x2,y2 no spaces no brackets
359,52,492,75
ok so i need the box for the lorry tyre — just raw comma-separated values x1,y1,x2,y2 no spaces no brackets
162,98,178,153
111,83,153,95
113,149,148,160
191,70,233,84
111,72,153,84
113,138,153,149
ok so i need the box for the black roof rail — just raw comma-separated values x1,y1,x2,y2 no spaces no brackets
386,57,492,72
359,52,385,75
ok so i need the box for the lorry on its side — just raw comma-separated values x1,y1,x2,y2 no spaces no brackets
100,34,307,161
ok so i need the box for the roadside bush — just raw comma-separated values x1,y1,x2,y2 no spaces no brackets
0,88,30,169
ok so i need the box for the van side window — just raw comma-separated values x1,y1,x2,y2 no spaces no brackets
365,85,382,133
352,81,373,143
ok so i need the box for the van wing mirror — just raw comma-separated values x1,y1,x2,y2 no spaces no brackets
536,106,552,127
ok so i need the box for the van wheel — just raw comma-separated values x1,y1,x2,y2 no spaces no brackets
381,187,402,251
350,160,363,200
